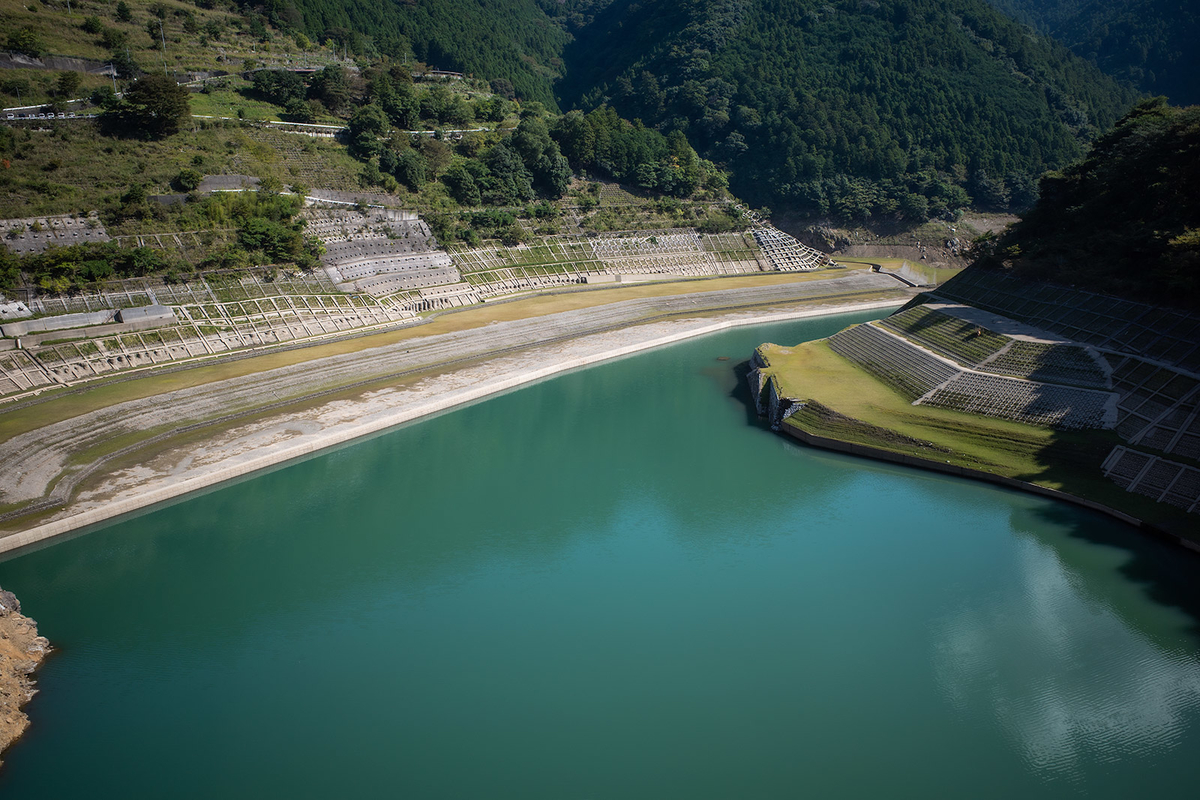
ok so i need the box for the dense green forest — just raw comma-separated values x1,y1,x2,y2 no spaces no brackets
2,0,1160,226
252,0,571,106
974,99,1200,309
333,66,729,243
984,0,1199,105
225,0,1146,220
557,0,1139,217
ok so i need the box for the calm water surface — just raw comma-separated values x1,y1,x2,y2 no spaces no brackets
2,311,1200,798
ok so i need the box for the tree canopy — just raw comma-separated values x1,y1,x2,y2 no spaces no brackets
985,0,1200,105
976,99,1200,310
557,0,1139,219
274,0,573,106
240,0,1149,220
103,74,191,139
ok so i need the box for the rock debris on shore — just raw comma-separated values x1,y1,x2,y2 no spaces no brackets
0,588,49,766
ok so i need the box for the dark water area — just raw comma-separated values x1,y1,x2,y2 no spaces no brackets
2,310,1200,798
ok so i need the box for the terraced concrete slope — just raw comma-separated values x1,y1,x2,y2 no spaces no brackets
750,271,1200,538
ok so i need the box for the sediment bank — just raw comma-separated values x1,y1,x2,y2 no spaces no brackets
0,294,904,554
0,588,49,766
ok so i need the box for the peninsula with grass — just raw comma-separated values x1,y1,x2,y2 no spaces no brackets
749,100,1200,543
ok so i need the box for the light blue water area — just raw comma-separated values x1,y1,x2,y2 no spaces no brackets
2,310,1200,798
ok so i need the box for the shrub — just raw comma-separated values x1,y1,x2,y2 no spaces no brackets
175,168,203,192
6,27,43,58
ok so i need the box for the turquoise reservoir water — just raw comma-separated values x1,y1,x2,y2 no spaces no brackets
2,311,1200,798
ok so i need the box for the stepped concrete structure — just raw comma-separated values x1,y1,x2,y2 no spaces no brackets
304,206,463,298
827,320,1118,430
752,227,829,272
811,269,1200,516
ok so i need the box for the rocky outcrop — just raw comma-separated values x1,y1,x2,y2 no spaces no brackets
0,588,49,766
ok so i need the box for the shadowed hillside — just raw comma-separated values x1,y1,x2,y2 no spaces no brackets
975,98,1200,310
984,0,1200,105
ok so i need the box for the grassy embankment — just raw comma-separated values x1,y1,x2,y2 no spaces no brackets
186,84,288,122
0,121,362,220
836,258,962,286
757,339,1200,539
0,0,308,94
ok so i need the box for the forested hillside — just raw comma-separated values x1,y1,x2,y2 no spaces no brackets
984,0,1199,105
557,0,1139,218
976,99,1200,309
266,0,571,106
2,0,1150,224
227,0,1143,220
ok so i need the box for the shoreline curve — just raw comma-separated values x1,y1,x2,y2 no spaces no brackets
776,422,1200,555
0,299,902,556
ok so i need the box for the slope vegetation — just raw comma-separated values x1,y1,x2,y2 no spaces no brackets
978,99,1200,310
985,0,1200,105
557,0,1139,217
0,0,1149,225
280,0,571,106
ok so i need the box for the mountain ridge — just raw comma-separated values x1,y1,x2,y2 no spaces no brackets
556,0,1139,217
982,0,1199,104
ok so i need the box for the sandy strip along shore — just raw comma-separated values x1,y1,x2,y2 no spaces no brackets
0,274,908,553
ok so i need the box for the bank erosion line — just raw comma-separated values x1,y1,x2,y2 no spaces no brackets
0,281,908,553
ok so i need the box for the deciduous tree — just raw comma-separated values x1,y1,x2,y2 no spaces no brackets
104,74,191,139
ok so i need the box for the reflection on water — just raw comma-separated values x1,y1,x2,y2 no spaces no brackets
933,525,1200,781
2,311,1200,798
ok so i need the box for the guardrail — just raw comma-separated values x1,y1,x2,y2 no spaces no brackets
3,111,95,121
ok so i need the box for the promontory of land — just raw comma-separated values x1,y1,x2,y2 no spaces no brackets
748,101,1200,546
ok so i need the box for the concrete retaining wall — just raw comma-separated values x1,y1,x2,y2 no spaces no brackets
117,305,175,324
1,311,114,337
21,314,179,347
776,419,1200,554
0,53,114,75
